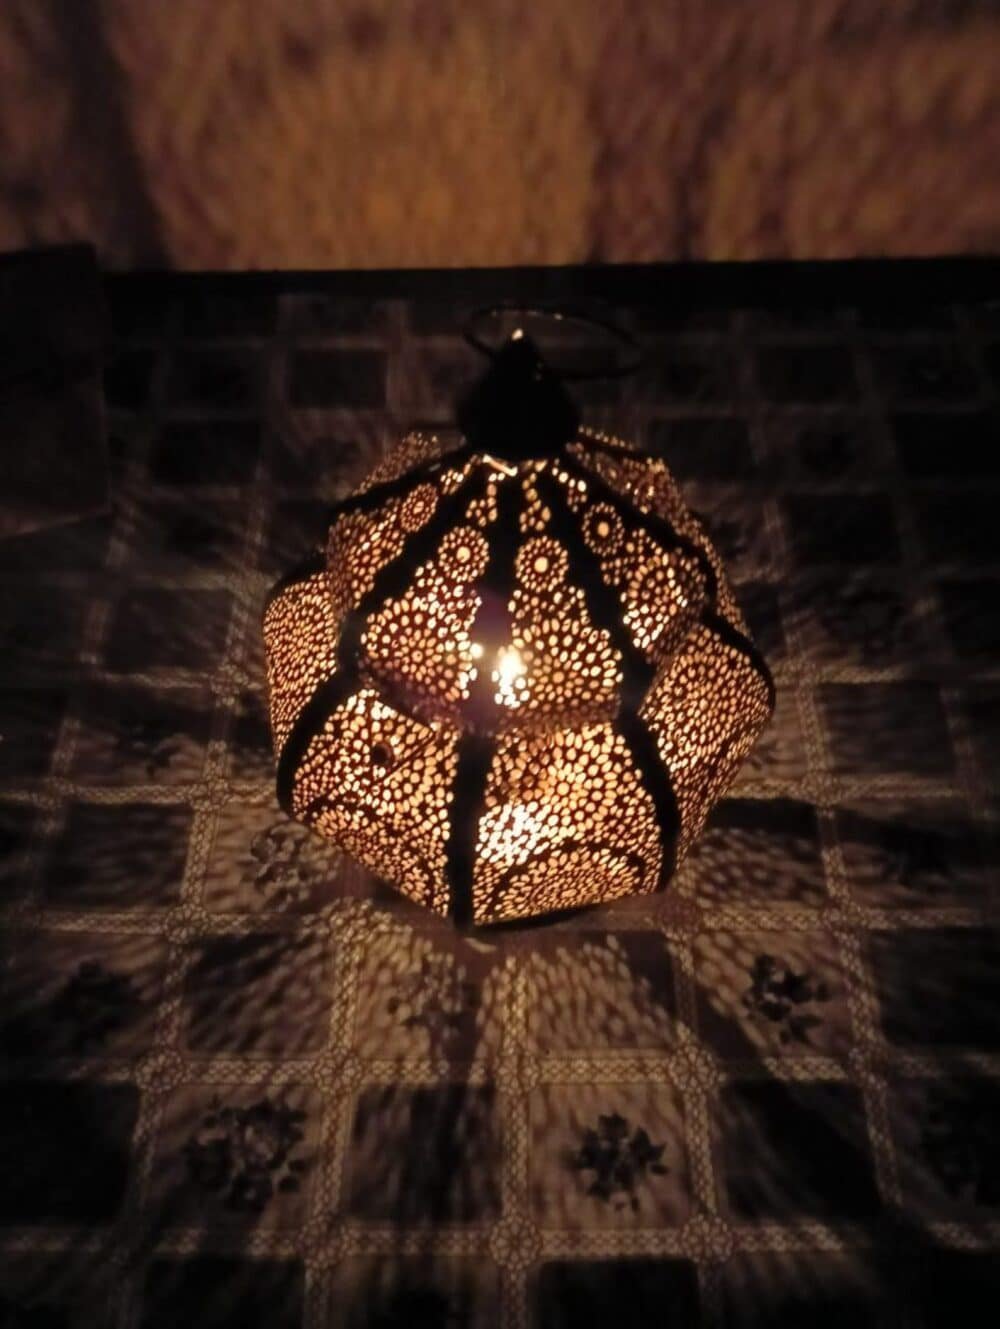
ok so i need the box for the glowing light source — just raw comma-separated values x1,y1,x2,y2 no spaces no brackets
493,645,526,703
263,332,774,925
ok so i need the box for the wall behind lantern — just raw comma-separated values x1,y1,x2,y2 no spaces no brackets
0,0,997,270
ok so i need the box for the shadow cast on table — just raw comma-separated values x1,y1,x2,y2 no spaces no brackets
0,511,995,1323
3,839,997,1325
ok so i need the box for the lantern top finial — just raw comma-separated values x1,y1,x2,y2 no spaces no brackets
455,332,579,463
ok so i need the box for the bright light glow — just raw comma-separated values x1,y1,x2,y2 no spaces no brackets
480,801,562,865
494,646,525,688
272,422,774,925
490,644,528,707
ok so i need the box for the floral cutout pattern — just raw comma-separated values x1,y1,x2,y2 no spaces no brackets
742,953,832,1046
569,1112,669,1212
183,1096,309,1213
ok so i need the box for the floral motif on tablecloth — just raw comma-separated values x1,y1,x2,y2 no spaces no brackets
386,953,478,1055
919,1085,1000,1207
568,1112,668,1212
183,1095,309,1213
245,822,324,909
2,960,143,1056
114,715,184,777
741,953,832,1046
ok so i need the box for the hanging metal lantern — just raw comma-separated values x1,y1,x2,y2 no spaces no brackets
263,315,774,925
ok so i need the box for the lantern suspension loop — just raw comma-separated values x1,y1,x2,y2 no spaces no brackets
463,303,643,382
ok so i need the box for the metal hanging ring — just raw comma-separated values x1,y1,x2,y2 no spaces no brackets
462,302,643,381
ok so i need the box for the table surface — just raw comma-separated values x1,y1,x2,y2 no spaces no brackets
1,278,999,1326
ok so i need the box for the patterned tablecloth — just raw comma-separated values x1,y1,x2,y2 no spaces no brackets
0,279,998,1327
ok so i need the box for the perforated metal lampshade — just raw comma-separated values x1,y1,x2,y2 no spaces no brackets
263,334,774,925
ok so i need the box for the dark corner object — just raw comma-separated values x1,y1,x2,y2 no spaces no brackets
0,244,110,540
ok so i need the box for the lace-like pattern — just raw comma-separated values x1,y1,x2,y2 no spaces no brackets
264,430,773,922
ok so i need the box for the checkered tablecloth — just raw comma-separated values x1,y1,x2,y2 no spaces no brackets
1,280,998,1327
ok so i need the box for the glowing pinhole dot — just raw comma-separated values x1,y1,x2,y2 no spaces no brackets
470,642,484,660
456,544,471,563
595,519,611,539
370,741,394,770
534,555,549,574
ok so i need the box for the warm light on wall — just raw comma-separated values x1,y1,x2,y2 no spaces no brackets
263,328,773,925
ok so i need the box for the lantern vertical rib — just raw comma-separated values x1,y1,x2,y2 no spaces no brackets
445,473,524,925
534,467,680,888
